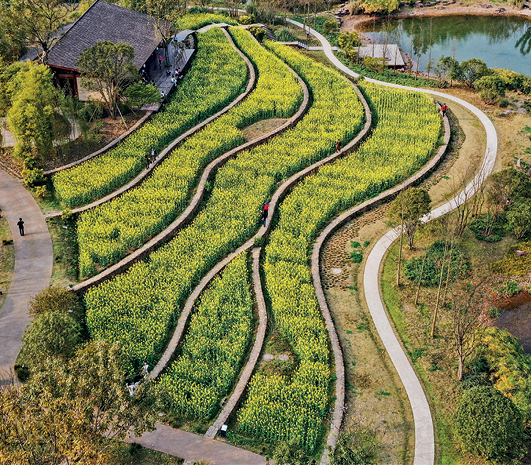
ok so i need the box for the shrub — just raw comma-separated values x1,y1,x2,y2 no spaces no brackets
362,56,386,74
22,168,45,188
455,386,525,462
490,242,531,276
248,25,265,42
29,286,83,319
507,199,531,239
460,58,490,88
239,14,255,25
487,307,500,318
22,312,83,364
475,75,506,104
323,19,339,34
275,27,296,42
344,47,359,64
469,213,506,242
460,373,491,390
338,32,361,49
404,241,471,287
475,327,531,421
494,280,522,299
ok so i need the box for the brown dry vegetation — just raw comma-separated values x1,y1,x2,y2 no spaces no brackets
0,213,14,310
241,118,289,141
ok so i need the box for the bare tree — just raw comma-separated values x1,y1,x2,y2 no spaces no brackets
449,280,485,380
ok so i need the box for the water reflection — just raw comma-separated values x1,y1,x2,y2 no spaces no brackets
361,15,531,74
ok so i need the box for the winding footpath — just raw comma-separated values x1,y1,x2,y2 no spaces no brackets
286,19,498,465
0,170,53,383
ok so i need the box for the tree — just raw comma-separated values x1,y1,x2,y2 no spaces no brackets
448,280,483,379
22,311,83,364
435,56,460,86
1,0,78,63
145,0,180,67
507,199,531,239
123,82,161,108
486,167,531,218
459,58,490,88
362,56,386,74
330,429,376,464
77,41,138,120
0,341,158,465
338,32,361,49
455,386,526,462
358,0,400,14
475,75,506,104
388,187,431,250
29,285,83,319
6,61,59,159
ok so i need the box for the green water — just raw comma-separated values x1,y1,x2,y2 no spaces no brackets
360,15,531,75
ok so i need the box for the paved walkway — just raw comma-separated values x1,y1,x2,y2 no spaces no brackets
0,170,53,382
127,423,266,465
286,19,498,465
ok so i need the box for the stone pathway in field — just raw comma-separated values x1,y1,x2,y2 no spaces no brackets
0,170,53,383
128,423,266,465
286,19,498,465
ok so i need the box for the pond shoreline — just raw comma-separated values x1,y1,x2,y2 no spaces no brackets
343,1,531,32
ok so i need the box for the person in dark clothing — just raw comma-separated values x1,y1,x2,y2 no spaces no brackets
261,202,269,227
151,147,157,163
145,153,150,170
336,139,341,151
17,218,24,236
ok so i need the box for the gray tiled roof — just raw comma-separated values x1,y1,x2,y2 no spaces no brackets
47,0,168,71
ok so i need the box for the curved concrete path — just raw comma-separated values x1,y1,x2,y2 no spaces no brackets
0,170,53,382
287,19,498,465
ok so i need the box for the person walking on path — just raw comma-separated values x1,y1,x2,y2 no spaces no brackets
151,147,157,163
145,153,150,170
17,218,24,236
336,139,341,152
261,202,269,227
158,54,163,68
440,103,448,117
142,361,149,378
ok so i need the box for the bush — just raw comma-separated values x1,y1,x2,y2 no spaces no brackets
362,56,386,74
22,168,46,188
248,25,265,42
507,199,531,239
469,213,506,242
275,27,296,42
22,312,83,364
239,14,255,25
323,19,339,34
344,47,359,64
475,75,506,104
494,280,522,299
404,241,471,287
455,386,525,462
29,286,83,319
460,58,490,88
490,241,531,276
460,373,491,390
338,32,361,49
475,327,531,422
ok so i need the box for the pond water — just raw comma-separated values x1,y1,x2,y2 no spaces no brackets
360,15,531,75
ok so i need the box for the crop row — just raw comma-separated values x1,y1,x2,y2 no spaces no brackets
85,42,365,370
77,28,303,277
53,28,248,207
157,253,253,420
236,82,441,452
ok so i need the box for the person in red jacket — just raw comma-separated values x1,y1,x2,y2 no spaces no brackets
261,202,269,227
440,103,448,117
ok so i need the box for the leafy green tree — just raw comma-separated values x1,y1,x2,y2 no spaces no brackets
6,61,58,159
22,311,83,363
77,41,138,119
435,56,461,86
459,58,490,88
29,286,83,318
123,82,161,108
1,0,78,62
455,386,526,462
475,75,506,104
362,56,386,74
338,32,361,49
507,199,531,239
388,187,431,249
0,341,158,465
